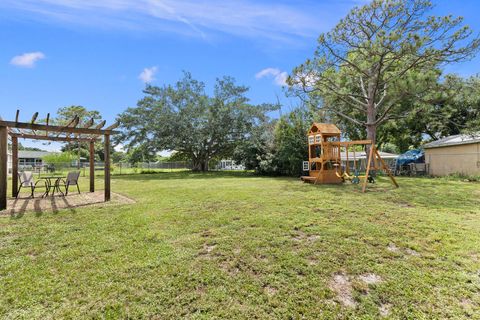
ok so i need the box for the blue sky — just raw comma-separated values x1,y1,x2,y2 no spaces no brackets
1,0,479,151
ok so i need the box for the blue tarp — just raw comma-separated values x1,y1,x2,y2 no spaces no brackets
396,149,425,168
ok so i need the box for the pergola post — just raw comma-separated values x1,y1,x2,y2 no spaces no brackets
12,136,18,197
104,134,111,202
89,140,95,193
0,126,7,210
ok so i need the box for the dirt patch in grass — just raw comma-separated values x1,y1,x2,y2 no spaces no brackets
359,273,383,285
379,303,392,317
204,243,216,253
397,202,415,208
387,243,400,252
387,243,420,257
405,248,420,256
330,273,356,308
330,272,384,309
219,261,240,276
263,285,277,297
198,242,217,258
307,257,318,266
291,229,321,243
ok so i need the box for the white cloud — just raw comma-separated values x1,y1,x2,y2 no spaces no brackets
0,0,347,43
139,66,158,83
255,68,288,86
10,51,46,68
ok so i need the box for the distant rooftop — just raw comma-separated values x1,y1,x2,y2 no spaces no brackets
18,150,57,159
423,133,480,149
340,151,398,160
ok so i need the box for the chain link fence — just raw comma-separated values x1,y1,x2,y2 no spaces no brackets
11,159,247,179
13,161,192,178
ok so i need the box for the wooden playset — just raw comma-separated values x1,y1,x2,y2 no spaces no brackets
301,123,398,192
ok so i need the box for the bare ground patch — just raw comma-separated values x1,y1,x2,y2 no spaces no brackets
379,303,392,317
330,272,386,310
405,248,420,256
358,273,383,285
290,229,321,243
387,243,421,257
263,285,278,297
387,243,400,252
330,273,356,308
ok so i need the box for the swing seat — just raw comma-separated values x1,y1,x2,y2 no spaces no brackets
343,172,353,180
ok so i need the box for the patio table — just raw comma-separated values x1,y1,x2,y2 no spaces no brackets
42,176,65,197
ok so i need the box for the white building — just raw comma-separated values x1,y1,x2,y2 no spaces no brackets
217,160,245,171
340,151,398,171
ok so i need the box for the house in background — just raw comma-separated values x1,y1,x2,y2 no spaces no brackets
18,150,56,169
340,151,398,171
217,159,245,171
424,133,480,176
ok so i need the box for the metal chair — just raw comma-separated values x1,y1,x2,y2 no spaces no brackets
16,171,47,198
59,171,81,195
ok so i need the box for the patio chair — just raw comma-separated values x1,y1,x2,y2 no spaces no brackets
58,171,81,195
16,171,47,198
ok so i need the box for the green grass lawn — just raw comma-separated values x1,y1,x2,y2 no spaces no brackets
1,172,479,319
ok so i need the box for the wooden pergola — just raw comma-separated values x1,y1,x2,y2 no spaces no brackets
0,110,119,210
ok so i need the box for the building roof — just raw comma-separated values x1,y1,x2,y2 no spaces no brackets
18,150,56,159
309,123,341,135
340,151,398,160
423,133,480,149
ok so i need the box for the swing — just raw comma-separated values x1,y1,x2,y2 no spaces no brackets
333,163,345,182
349,147,376,184
350,147,361,184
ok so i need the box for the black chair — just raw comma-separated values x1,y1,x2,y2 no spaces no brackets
16,171,47,198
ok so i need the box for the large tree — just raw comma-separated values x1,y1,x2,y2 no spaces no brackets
117,73,277,172
289,0,479,145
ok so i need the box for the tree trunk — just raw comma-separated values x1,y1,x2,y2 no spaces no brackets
192,158,201,172
366,88,377,168
366,123,376,144
200,161,208,172
191,157,209,172
366,69,377,146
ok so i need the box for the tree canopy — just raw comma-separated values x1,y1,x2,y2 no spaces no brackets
289,0,480,145
117,73,277,171
49,105,111,161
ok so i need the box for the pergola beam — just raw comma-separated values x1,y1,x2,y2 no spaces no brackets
30,112,39,124
105,122,119,130
8,133,98,142
0,120,119,135
84,118,95,129
94,120,106,130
